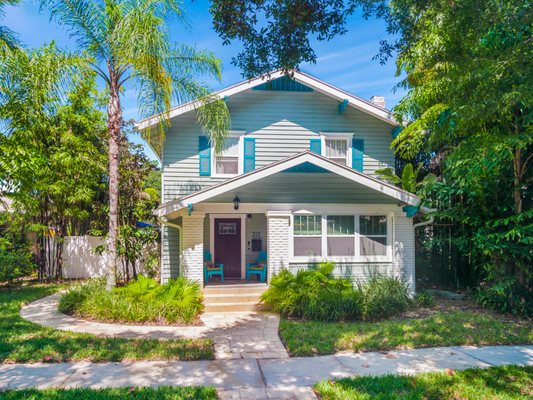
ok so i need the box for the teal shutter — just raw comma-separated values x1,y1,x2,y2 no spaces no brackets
310,139,321,155
198,136,211,176
352,138,364,172
243,137,256,173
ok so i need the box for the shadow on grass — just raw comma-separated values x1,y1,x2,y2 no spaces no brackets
314,365,533,400
0,285,214,363
0,386,218,400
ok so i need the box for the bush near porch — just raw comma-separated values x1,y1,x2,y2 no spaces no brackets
59,275,204,325
260,262,412,322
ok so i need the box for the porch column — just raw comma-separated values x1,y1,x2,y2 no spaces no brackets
180,212,205,284
266,211,291,281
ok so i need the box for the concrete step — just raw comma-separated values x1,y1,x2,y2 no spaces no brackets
204,301,271,313
202,284,268,296
203,293,264,304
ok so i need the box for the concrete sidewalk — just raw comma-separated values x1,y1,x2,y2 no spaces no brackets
1,345,531,399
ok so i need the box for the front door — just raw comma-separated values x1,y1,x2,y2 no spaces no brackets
214,218,241,279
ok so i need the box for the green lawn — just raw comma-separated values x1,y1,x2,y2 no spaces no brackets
314,365,533,400
0,386,218,400
0,284,214,363
280,310,533,356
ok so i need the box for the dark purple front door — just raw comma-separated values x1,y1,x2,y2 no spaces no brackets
214,218,241,279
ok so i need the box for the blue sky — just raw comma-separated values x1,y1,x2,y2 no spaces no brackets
5,0,406,161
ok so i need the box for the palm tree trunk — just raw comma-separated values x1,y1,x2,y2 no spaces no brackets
106,74,122,291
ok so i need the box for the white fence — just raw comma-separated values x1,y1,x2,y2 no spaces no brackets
62,236,145,279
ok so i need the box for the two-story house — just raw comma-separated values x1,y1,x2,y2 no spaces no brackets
137,70,421,294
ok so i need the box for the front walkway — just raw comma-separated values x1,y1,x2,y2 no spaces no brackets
21,293,288,360
1,346,531,399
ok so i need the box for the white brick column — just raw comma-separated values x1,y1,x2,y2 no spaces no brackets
393,211,416,295
180,212,205,284
266,211,291,281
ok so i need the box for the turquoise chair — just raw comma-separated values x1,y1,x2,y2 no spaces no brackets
204,250,224,284
246,251,267,282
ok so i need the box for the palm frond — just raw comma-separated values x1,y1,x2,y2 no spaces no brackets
39,0,108,59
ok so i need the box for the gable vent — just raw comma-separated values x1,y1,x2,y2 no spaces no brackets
252,76,313,92
370,96,385,108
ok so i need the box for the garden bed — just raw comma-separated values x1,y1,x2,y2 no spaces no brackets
1,284,214,363
59,276,205,326
314,365,533,399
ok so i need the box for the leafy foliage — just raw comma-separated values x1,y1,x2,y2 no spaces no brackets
59,275,204,324
358,276,411,320
0,0,20,56
262,264,412,322
414,291,434,308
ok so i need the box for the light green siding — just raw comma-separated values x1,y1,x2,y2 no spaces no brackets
162,90,395,202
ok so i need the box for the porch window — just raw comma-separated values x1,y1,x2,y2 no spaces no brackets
327,215,355,256
325,138,349,165
293,215,322,257
215,136,239,175
359,215,388,256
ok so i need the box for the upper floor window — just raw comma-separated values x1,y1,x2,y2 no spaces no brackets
215,136,239,175
324,138,349,166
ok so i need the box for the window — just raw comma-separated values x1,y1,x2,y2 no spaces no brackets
292,214,391,261
215,136,239,175
327,216,355,256
325,138,349,165
293,215,322,257
359,215,388,256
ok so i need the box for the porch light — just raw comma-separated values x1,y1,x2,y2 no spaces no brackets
233,195,240,210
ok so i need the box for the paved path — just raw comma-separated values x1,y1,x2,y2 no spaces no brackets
1,346,531,399
21,293,288,360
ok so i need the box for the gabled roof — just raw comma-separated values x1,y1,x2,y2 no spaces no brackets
136,70,399,132
157,151,420,217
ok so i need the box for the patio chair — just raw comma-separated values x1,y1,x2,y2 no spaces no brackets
246,251,267,282
204,250,224,283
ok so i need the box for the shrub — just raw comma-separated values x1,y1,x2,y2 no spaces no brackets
261,262,359,321
59,275,204,324
261,265,413,322
475,278,532,317
414,291,434,308
359,276,411,320
0,239,34,291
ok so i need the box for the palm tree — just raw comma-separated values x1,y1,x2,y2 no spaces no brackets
40,0,230,289
0,0,20,55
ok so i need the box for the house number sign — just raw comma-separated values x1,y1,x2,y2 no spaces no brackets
218,222,237,235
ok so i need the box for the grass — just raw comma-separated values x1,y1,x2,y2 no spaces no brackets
0,284,214,363
280,310,533,356
314,365,533,399
0,386,218,399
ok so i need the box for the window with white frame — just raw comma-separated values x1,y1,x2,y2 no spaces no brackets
293,215,322,257
327,215,355,256
359,215,388,256
215,136,240,175
324,138,349,165
292,214,391,261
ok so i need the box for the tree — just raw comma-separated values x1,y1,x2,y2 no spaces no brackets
0,0,20,56
41,0,231,289
0,43,107,280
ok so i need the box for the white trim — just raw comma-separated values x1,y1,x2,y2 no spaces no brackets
157,151,420,217
209,213,247,279
288,212,394,263
135,70,398,131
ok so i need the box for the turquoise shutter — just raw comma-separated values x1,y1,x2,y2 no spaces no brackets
243,137,256,173
198,136,211,176
310,139,321,155
352,138,364,172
